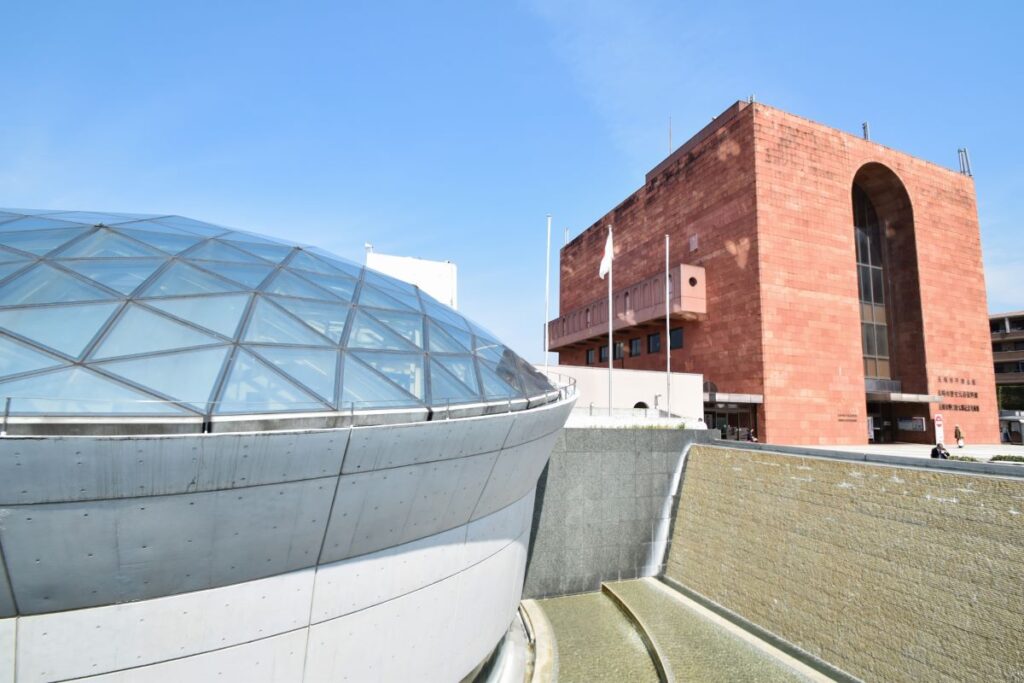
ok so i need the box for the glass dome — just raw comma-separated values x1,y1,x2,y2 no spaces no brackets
0,208,554,420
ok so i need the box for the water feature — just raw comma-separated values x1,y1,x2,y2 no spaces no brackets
534,579,819,682
536,591,659,682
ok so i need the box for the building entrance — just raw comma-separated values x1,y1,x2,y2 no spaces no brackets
704,403,758,441
867,402,898,443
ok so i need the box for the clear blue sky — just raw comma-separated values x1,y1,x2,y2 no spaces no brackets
2,1,1020,360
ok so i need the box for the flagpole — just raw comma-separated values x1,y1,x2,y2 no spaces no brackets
607,225,613,416
544,214,551,377
665,234,671,417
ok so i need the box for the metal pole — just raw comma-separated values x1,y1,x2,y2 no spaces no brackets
665,234,671,417
545,214,552,376
608,225,614,416
1,397,10,436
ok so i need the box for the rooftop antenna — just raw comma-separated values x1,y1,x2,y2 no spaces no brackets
563,227,569,246
958,148,973,177
748,94,756,104
862,122,870,140
364,242,373,254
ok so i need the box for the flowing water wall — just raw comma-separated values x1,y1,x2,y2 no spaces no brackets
666,444,1024,682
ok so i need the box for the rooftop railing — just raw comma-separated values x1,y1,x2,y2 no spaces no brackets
0,381,575,437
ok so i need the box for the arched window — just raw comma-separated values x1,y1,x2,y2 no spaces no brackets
624,291,630,312
585,308,591,326
854,185,890,379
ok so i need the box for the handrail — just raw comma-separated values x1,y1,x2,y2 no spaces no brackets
0,385,572,437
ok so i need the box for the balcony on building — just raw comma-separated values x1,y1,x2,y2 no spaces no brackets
548,264,706,352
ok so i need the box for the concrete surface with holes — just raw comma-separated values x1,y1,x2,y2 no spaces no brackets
0,394,573,682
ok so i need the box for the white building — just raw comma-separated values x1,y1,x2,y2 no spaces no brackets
366,250,458,309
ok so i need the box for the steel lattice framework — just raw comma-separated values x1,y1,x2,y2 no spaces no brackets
0,208,551,416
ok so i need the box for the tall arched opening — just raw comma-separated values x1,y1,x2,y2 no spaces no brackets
853,163,928,442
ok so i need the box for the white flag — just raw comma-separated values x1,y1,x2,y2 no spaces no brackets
598,230,613,279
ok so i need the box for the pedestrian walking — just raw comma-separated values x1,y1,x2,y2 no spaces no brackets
954,424,965,448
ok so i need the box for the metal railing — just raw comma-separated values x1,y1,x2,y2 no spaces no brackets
0,383,573,437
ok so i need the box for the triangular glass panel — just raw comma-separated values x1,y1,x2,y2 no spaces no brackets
93,304,222,359
0,335,64,380
184,240,268,264
435,355,479,393
427,319,470,353
0,216,86,232
366,308,423,347
251,346,338,402
97,346,230,411
475,335,510,364
304,273,356,302
115,228,203,254
219,230,290,246
144,293,250,339
111,219,197,236
243,297,333,346
269,296,349,343
347,310,417,351
438,320,474,351
143,261,243,297
215,350,326,414
304,248,364,280
357,283,417,311
0,228,88,256
225,240,293,263
195,262,275,289
0,264,117,305
0,245,29,263
429,360,480,405
262,270,338,300
0,302,119,357
422,297,467,330
54,229,164,258
288,250,347,276
0,262,29,282
151,216,229,237
45,211,148,225
364,269,418,297
339,353,420,410
478,360,524,400
59,258,165,295
351,351,425,400
0,367,188,415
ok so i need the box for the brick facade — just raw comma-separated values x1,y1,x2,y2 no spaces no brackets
556,101,998,444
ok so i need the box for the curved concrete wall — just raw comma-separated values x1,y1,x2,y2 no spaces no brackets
0,396,572,682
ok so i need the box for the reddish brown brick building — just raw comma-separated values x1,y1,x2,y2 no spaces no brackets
550,101,998,445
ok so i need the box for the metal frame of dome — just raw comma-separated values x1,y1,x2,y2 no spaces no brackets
0,208,559,435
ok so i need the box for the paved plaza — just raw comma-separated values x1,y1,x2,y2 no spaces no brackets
791,441,1024,461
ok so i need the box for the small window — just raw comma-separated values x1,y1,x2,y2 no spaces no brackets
585,348,595,365
599,345,608,362
585,308,591,325
670,327,684,350
648,333,661,354
630,338,642,357
613,342,624,360
624,291,630,312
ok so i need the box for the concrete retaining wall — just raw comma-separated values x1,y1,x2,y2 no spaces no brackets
522,427,714,599
666,443,1024,682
